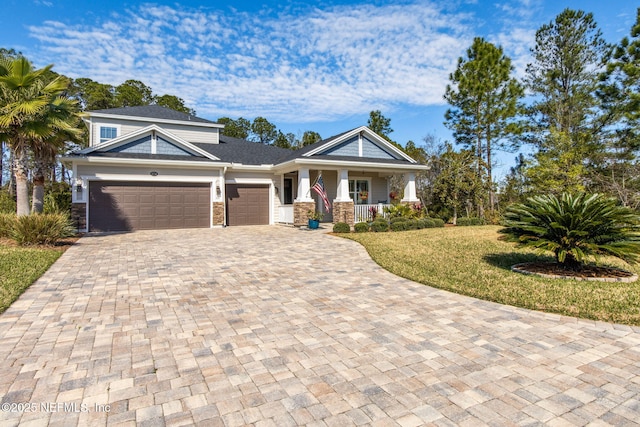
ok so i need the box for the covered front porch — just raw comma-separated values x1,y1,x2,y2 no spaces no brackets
275,166,420,226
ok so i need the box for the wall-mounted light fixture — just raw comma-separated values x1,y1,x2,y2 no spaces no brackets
216,185,221,197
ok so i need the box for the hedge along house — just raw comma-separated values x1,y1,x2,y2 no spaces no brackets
63,106,429,232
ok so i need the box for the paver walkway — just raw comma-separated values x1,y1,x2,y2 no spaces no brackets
0,226,639,426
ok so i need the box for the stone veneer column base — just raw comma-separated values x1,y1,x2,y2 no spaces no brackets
332,201,355,226
71,202,87,231
294,201,316,227
212,201,225,226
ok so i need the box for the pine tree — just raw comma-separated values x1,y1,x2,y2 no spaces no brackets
444,37,523,216
595,8,640,208
524,8,608,194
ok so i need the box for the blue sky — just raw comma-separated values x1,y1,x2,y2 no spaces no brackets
2,0,638,179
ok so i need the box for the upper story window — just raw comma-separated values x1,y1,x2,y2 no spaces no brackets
99,126,118,143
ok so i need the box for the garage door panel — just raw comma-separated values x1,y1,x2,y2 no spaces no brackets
183,194,200,204
226,184,269,226
89,181,210,232
139,194,155,204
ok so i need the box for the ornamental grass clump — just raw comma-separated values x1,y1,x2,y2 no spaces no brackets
11,213,74,246
502,193,640,269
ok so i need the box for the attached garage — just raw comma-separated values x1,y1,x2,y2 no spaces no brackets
226,184,270,226
89,181,211,232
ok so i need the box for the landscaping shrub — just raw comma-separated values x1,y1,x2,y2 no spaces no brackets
354,222,369,233
421,218,436,228
390,217,408,224
11,213,74,246
0,213,15,238
503,192,640,268
332,222,351,233
370,220,389,232
0,190,16,214
457,217,486,226
406,219,419,230
390,221,407,232
384,204,414,219
431,218,445,227
43,182,72,214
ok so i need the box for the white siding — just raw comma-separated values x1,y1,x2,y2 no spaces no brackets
76,164,220,179
90,118,219,146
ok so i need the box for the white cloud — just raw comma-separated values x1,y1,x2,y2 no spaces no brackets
26,2,483,122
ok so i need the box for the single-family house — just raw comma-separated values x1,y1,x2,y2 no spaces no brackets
63,105,429,232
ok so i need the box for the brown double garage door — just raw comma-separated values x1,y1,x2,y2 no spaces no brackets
89,181,211,232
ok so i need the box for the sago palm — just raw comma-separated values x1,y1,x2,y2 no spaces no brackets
502,193,640,269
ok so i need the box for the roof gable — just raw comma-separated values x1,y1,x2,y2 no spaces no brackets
321,135,400,160
80,124,220,161
297,126,417,163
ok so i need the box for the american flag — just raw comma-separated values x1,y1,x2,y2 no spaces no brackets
312,174,332,212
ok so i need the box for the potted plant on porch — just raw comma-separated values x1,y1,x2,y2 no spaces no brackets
307,210,324,229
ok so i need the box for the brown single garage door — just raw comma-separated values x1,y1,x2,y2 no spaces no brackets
226,184,269,226
89,181,211,232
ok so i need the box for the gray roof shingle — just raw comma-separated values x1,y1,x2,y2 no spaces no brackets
88,105,217,124
193,136,293,165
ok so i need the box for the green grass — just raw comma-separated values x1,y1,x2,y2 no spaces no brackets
343,225,640,326
0,245,63,314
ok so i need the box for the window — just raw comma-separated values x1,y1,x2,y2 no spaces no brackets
99,126,117,143
349,179,369,205
284,178,293,205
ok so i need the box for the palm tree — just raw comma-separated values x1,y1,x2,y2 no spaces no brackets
30,97,80,213
0,56,79,215
503,193,640,269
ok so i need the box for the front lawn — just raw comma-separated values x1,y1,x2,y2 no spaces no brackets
0,244,64,314
343,225,640,326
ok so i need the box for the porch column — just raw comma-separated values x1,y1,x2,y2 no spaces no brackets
332,169,354,226
335,169,351,201
294,167,315,226
295,168,314,202
401,172,419,203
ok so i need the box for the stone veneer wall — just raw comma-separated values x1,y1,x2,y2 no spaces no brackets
212,202,225,226
294,201,316,227
71,203,86,231
332,201,355,226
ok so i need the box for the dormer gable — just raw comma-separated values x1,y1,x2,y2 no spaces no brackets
79,124,220,161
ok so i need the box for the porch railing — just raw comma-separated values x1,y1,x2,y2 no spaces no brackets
278,205,294,224
354,203,391,222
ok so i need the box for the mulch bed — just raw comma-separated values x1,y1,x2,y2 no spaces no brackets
512,262,638,282
0,235,82,251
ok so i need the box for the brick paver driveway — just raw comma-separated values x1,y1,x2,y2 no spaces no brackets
1,226,639,426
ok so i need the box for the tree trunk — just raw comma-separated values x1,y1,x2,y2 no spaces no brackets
31,173,45,214
487,135,494,214
452,205,458,225
31,155,50,214
8,151,15,197
0,141,3,188
13,149,30,216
